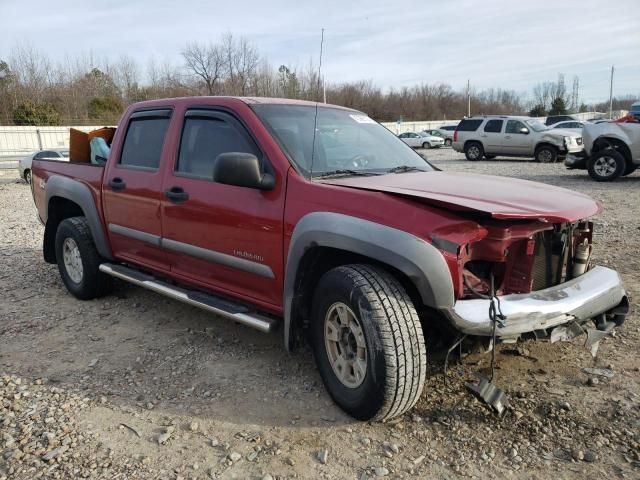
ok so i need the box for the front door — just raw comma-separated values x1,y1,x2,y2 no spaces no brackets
102,109,172,272
160,109,285,307
502,119,533,155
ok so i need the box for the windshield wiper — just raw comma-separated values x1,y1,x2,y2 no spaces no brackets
314,169,380,178
386,165,426,174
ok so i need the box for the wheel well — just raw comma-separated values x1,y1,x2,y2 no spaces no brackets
43,197,84,263
289,246,425,348
534,142,557,153
464,140,482,151
23,168,30,180
592,137,632,163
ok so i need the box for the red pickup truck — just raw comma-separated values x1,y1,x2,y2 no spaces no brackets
31,96,627,421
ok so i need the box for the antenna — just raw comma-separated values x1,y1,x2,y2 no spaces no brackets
309,28,324,179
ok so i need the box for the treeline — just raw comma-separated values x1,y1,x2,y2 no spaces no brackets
0,38,636,126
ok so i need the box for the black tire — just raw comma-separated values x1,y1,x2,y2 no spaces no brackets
623,164,637,176
484,154,496,160
587,149,625,182
464,142,484,161
55,217,112,300
535,145,558,163
444,138,452,147
24,169,32,184
311,264,426,421
422,142,431,149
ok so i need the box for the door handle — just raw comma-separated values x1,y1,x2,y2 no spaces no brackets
504,135,512,139
109,177,126,191
481,134,488,138
165,186,189,204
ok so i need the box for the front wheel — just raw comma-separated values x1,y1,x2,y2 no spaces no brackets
24,169,32,184
587,149,625,182
311,264,427,421
535,145,558,163
444,139,452,147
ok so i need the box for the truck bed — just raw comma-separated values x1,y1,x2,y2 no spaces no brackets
31,160,104,225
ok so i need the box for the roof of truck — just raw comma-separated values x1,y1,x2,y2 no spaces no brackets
129,96,356,111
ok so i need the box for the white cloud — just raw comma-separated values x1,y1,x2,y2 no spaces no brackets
1,0,638,102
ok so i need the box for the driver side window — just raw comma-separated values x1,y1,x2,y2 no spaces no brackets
505,120,526,134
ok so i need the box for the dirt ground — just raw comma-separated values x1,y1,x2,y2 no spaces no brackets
1,151,639,480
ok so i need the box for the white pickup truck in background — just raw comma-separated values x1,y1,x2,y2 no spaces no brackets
566,120,640,182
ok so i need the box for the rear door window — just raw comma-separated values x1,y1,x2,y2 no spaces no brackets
456,119,482,131
119,111,171,170
484,120,503,133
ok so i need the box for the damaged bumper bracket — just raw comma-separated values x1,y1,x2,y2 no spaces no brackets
444,266,627,338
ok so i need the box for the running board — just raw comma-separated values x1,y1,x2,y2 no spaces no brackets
98,263,277,333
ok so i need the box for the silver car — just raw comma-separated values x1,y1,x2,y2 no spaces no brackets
398,131,445,149
18,149,69,184
423,127,457,146
548,120,585,133
452,115,584,163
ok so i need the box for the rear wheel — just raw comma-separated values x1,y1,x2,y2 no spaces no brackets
422,142,431,149
587,149,625,182
464,142,483,161
24,169,32,184
444,138,452,147
535,145,558,163
55,217,112,300
311,264,426,421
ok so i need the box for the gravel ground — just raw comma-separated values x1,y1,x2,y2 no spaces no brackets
1,150,639,480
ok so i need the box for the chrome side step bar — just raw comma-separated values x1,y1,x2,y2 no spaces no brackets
99,263,277,333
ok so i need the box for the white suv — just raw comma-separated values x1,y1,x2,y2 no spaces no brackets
452,116,584,163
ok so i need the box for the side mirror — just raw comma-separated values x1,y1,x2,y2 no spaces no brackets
519,127,529,134
212,152,275,190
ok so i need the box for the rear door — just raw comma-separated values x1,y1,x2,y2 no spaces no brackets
102,109,172,272
480,119,504,153
502,119,533,155
160,108,285,307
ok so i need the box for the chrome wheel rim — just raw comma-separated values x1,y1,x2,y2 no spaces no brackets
324,302,367,388
62,237,83,283
594,156,617,177
468,146,480,159
539,149,553,162
26,171,31,184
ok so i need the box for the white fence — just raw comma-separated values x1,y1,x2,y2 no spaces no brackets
0,126,111,159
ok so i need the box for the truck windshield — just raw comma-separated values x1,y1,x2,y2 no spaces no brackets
252,104,433,177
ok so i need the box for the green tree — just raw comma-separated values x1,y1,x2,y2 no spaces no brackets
529,104,546,117
87,96,123,121
548,97,567,116
12,101,60,125
278,65,300,98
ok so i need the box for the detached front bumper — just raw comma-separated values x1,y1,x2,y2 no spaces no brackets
443,266,627,338
564,151,588,169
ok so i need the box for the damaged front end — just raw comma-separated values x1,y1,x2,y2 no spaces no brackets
440,218,628,347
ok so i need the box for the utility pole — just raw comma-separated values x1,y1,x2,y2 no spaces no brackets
608,65,614,119
467,79,470,117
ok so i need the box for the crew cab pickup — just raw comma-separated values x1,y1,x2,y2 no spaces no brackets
31,97,628,421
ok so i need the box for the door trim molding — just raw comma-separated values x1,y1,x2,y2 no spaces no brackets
108,223,162,247
108,223,274,279
162,238,275,279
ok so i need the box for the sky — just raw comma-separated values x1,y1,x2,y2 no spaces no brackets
1,0,639,104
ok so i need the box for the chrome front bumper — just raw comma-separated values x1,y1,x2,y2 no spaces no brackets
443,266,626,337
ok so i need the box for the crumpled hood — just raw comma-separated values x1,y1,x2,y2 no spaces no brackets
321,171,601,222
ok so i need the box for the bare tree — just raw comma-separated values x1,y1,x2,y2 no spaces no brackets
182,42,224,95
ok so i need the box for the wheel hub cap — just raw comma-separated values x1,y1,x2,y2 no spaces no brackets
594,156,616,176
62,237,83,283
324,302,367,388
469,146,479,158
